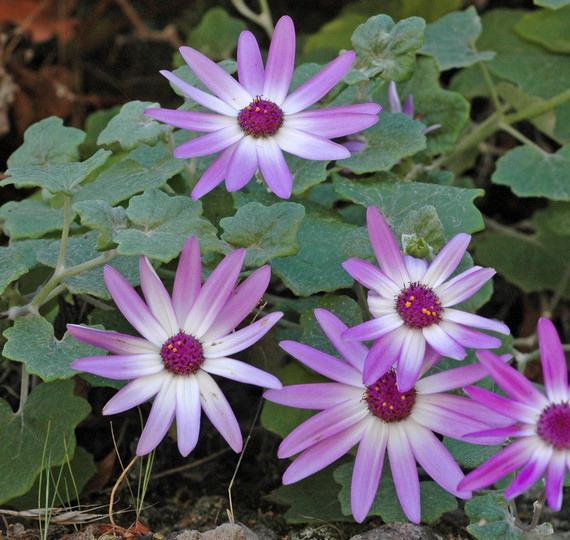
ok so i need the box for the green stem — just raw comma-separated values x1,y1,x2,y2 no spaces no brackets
504,88,570,125
479,60,502,114
498,122,545,153
56,195,72,274
17,365,29,415
230,0,274,38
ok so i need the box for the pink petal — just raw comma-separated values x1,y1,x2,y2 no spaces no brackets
422,234,471,288
396,329,426,392
293,102,382,117
257,137,293,198
103,373,165,415
504,444,552,499
264,383,362,409
366,207,410,287
314,308,368,372
387,81,401,113
436,266,495,306
280,341,362,386
274,126,350,160
237,30,264,96
159,70,237,116
402,94,414,117
476,350,549,409
182,249,245,338
262,16,295,105
174,375,201,456
174,126,243,158
352,419,388,523
341,258,400,298
387,423,421,524
196,370,242,452
342,313,403,342
201,265,271,341
538,318,569,402
417,361,497,394
143,108,234,132
71,353,162,380
66,324,159,355
172,236,202,325
103,265,168,346
403,256,428,283
136,376,176,455
443,308,510,334
422,323,465,360
180,46,252,109
139,256,178,336
438,320,501,349
225,135,259,191
362,327,406,385
191,144,235,200
202,357,281,389
281,51,356,114
545,451,567,511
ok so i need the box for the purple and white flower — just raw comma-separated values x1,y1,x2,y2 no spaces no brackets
265,309,509,523
342,207,510,392
68,236,282,457
459,318,570,511
387,81,441,134
145,16,381,199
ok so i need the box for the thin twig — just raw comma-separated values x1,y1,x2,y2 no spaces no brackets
109,455,139,527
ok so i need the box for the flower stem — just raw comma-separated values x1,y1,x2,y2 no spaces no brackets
514,490,547,532
17,365,29,415
230,0,274,38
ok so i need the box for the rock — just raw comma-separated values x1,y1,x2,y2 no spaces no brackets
350,522,443,540
163,523,259,540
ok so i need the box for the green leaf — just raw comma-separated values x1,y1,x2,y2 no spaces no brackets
7,117,85,168
0,380,91,504
419,7,495,70
465,493,553,539
337,113,426,173
97,101,172,150
0,199,66,239
220,202,305,268
270,210,357,296
115,188,222,262
392,57,470,154
9,239,56,270
36,231,141,299
442,437,502,468
3,149,111,195
335,461,457,523
3,315,104,381
514,6,570,53
399,205,446,255
288,154,329,195
73,200,128,250
0,247,28,295
73,143,183,205
332,174,485,237
401,0,462,22
80,106,121,157
349,15,426,82
534,0,570,7
492,145,570,200
187,7,246,60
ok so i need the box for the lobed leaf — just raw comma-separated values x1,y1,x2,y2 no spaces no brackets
0,199,67,239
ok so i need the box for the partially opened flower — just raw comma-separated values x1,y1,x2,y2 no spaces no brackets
145,16,381,200
69,236,282,456
265,309,509,523
459,318,570,511
342,207,510,391
387,81,441,134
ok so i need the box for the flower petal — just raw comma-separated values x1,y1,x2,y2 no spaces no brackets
139,256,178,336
366,207,409,287
237,30,264,95
284,111,381,138
183,248,245,338
180,46,252,109
342,313,403,342
104,265,168,346
388,81,401,113
443,308,510,334
174,375,201,456
438,320,501,349
257,137,293,198
396,329,426,392
422,233,471,288
403,256,429,283
422,323,465,360
292,102,382,117
342,258,400,298
402,94,414,117
191,144,235,200
174,125,243,159
274,126,350,160
159,70,237,116
172,236,202,325
262,16,295,104
362,327,406,385
143,108,235,132
66,324,159,355
137,376,176,455
281,51,355,114
203,357,281,389
352,419,388,523
225,135,259,191
538,318,569,403
436,266,495,306
545,451,567,511
504,443,552,499
103,373,166,415
417,360,500,394
72,353,162,380
196,370,242,452
264,383,362,409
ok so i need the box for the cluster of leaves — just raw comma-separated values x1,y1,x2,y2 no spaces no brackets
0,0,569,534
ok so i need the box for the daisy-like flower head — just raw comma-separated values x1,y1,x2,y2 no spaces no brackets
459,318,570,511
342,207,510,392
387,81,441,135
264,309,510,523
68,236,282,457
144,16,381,200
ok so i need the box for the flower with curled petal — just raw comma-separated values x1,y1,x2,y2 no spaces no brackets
144,16,381,200
387,81,441,135
265,309,509,523
342,206,510,392
69,236,282,457
459,318,570,511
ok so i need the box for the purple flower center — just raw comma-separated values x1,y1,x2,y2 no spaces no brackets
365,370,416,423
238,97,284,137
536,402,570,450
396,282,443,329
160,331,204,375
